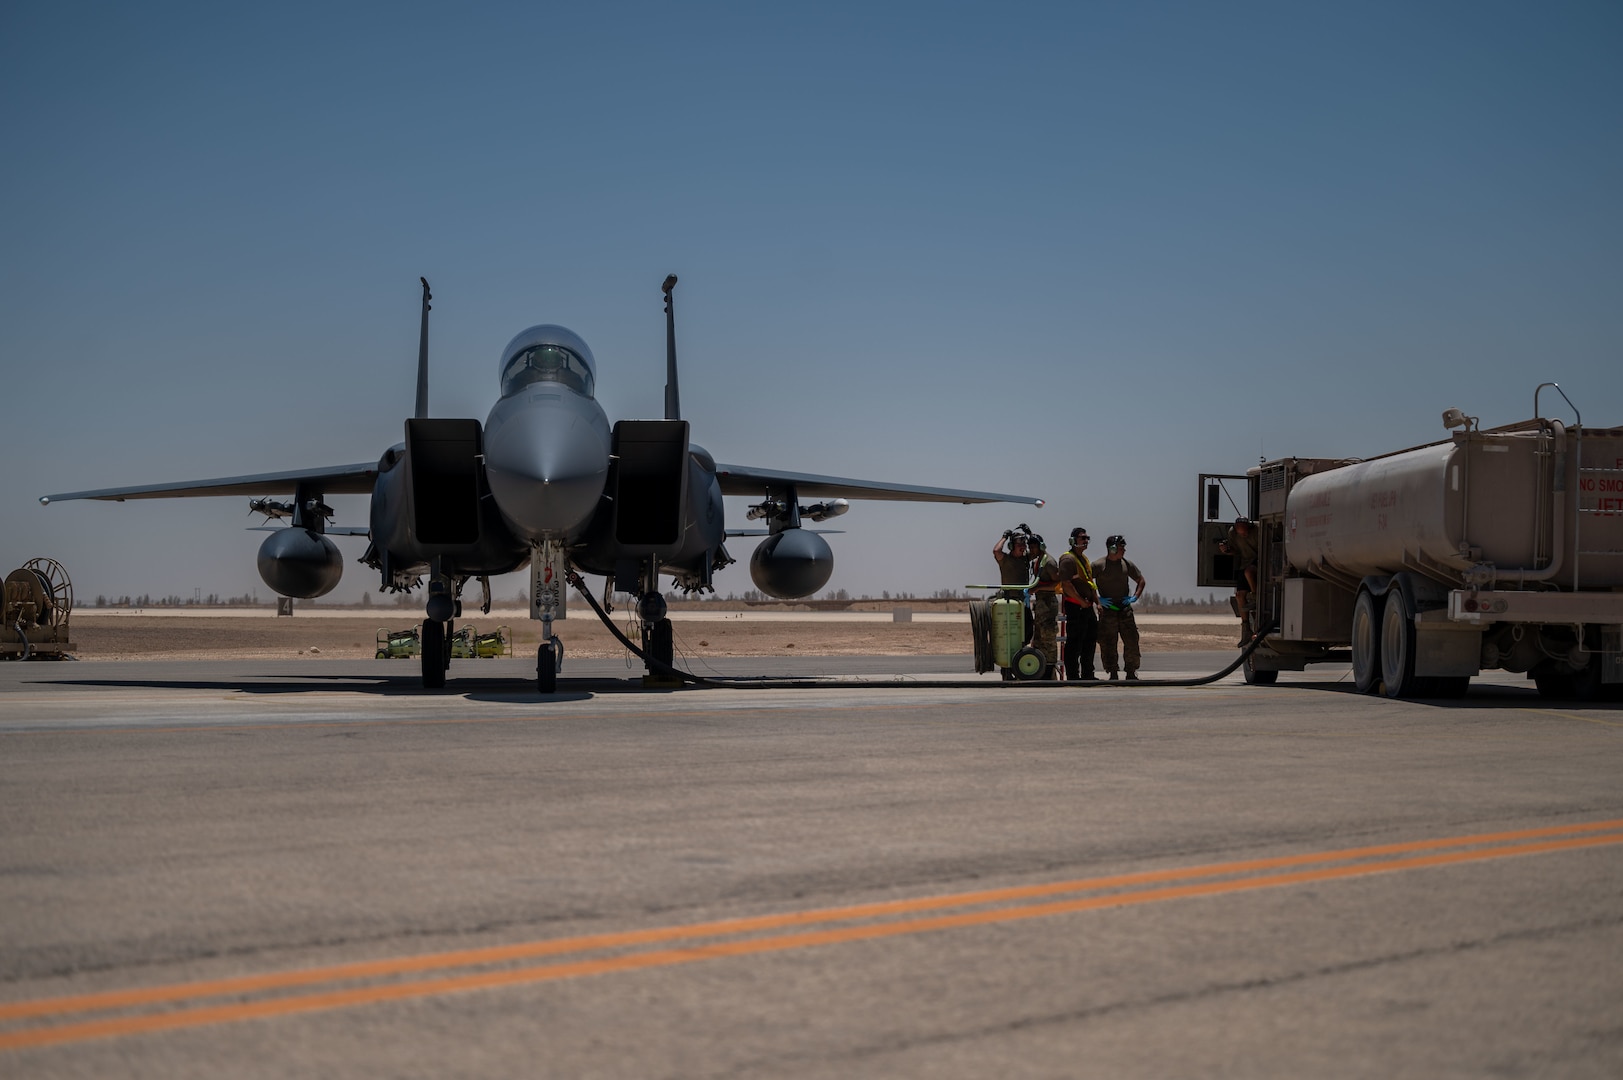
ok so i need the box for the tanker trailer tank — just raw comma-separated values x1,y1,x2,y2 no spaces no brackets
1197,406,1623,703
1284,421,1583,588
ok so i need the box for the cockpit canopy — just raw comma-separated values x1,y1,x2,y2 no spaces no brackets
498,324,596,400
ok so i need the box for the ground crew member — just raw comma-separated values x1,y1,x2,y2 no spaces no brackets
1218,516,1258,648
993,529,1034,597
1058,527,1098,681
993,529,1035,643
1094,534,1146,681
1029,534,1063,677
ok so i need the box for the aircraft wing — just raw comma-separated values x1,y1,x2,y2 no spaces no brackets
40,463,380,504
713,464,1042,506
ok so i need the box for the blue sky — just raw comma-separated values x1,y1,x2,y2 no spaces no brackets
4,1,1620,604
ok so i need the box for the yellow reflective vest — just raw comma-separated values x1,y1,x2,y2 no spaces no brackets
1061,550,1095,601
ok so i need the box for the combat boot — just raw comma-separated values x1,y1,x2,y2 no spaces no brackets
1125,671,1139,681
1107,671,1119,681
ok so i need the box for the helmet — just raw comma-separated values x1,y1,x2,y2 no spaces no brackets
1105,534,1125,554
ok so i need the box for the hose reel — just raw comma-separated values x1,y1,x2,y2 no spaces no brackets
2,557,75,660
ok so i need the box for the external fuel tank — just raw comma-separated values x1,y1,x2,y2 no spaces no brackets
1283,423,1623,589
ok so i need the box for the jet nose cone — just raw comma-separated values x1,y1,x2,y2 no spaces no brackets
485,395,611,540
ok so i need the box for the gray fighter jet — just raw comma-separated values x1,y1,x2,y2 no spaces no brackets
41,277,1041,691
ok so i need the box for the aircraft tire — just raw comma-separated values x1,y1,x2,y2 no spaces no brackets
537,643,556,694
421,620,446,689
649,618,674,672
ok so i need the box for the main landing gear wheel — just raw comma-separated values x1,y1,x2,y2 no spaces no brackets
1012,646,1046,680
1351,590,1381,695
537,642,557,694
421,619,446,690
648,618,674,673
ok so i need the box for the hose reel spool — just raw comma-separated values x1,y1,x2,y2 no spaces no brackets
2,557,75,660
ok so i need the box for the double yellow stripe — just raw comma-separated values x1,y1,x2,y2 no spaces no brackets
5,817,1622,1051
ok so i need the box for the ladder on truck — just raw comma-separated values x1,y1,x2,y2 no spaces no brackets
1539,382,1623,591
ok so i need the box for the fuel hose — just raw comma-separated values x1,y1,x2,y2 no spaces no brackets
569,572,1278,692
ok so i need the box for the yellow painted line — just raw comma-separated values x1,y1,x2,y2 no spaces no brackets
1519,708,1623,729
4,817,1621,1044
2,829,1619,1052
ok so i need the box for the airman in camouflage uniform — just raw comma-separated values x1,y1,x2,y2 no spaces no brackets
1094,534,1146,681
1218,517,1259,648
1029,535,1064,677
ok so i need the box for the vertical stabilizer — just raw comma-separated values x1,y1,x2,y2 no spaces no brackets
415,277,432,420
662,274,680,421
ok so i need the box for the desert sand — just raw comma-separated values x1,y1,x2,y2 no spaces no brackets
54,610,1235,661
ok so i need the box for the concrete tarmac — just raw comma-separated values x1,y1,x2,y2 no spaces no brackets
2,654,1621,1078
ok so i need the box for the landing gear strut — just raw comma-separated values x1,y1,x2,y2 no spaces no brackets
420,559,457,690
531,540,567,695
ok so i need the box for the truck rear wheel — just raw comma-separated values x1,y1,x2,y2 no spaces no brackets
1379,588,1418,699
1242,651,1278,685
1351,591,1381,694
1534,659,1612,701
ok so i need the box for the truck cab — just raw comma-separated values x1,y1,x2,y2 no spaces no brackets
1197,460,1354,685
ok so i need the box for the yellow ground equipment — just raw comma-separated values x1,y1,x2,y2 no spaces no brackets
450,624,511,659
375,626,421,659
2,558,75,660
968,586,1046,681
377,624,510,660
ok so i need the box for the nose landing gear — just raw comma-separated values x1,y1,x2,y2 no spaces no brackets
418,561,461,690
538,638,561,693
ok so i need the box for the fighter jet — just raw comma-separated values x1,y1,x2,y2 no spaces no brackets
41,277,1042,691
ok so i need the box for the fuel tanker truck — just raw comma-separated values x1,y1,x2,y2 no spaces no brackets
1196,386,1623,700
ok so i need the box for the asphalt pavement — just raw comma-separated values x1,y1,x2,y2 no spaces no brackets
2,654,1620,1078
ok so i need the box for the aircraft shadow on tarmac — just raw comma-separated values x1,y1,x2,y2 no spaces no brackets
36,672,1622,710
39,673,654,703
